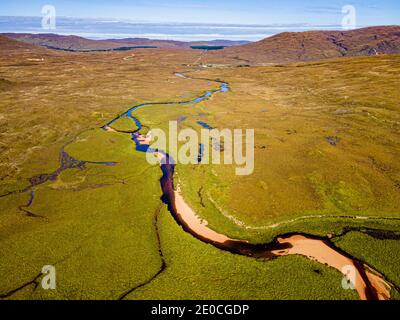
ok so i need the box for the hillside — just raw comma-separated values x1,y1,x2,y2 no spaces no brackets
211,26,400,64
1,33,132,51
0,35,48,52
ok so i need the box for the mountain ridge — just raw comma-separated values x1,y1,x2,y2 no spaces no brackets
1,33,249,51
3,26,400,63
213,26,400,64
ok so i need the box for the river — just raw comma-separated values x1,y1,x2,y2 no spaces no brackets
103,71,394,301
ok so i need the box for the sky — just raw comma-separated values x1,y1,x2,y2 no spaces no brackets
1,0,399,25
0,1,399,41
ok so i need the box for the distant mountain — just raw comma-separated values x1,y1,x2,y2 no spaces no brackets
190,40,251,47
215,26,400,64
1,33,249,52
1,33,134,51
108,38,249,49
4,27,399,64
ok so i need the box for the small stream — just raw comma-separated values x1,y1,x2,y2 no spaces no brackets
103,71,395,300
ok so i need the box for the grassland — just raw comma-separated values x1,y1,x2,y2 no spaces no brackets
124,206,358,300
137,54,400,298
333,230,400,289
0,40,217,195
109,53,400,299
0,130,164,299
172,55,400,240
0,37,399,300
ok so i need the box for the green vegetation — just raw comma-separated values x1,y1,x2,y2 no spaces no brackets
333,231,400,289
109,116,139,132
113,46,158,51
125,207,358,300
0,129,163,299
191,46,225,51
0,129,360,300
0,37,399,300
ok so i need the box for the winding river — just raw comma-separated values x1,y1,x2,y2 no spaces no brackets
104,71,394,300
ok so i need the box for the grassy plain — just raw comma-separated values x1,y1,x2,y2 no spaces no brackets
0,40,217,194
0,130,163,299
120,54,400,299
0,37,399,300
173,55,400,240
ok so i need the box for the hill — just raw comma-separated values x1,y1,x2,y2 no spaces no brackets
1,33,131,51
212,26,400,64
0,35,48,52
1,33,249,51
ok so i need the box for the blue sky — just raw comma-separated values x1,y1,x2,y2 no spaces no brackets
1,0,399,25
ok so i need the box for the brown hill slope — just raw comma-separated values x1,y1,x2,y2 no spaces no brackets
0,35,48,52
1,33,127,51
212,26,400,64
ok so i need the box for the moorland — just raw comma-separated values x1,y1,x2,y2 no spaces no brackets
0,27,399,300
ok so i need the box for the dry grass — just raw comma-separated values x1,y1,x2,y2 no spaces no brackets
0,42,216,194
176,55,400,232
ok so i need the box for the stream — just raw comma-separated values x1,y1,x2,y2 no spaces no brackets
103,71,396,300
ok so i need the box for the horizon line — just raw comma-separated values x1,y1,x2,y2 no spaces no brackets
0,15,384,28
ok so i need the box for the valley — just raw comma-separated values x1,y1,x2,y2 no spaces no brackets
0,28,399,300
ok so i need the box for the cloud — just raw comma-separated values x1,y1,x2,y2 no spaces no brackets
305,1,383,15
304,6,342,15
